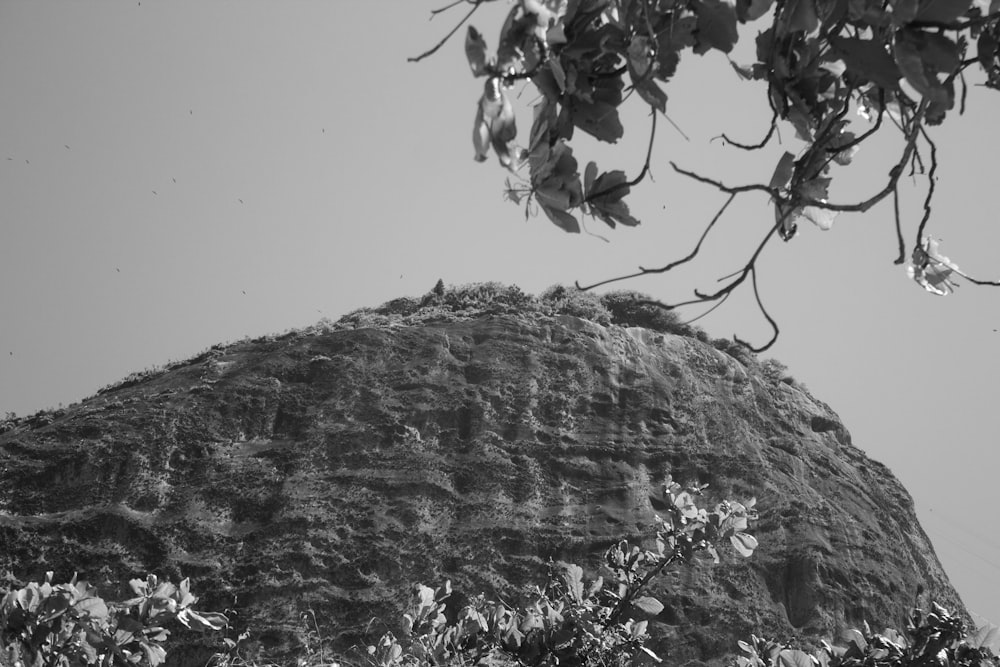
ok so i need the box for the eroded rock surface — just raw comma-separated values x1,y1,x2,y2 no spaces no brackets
0,297,965,666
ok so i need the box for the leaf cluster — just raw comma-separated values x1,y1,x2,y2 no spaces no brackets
0,572,227,667
734,602,998,667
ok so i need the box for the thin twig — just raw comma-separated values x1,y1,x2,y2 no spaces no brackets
430,0,471,15
586,112,658,202
674,101,927,214
716,110,778,150
733,266,779,353
408,0,484,63
892,186,906,265
914,126,937,244
669,163,775,197
690,221,782,303
679,293,731,326
575,193,736,291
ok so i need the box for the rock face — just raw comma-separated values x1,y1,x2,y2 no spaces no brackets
0,287,966,666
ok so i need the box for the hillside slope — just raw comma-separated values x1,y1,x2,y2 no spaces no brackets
0,285,966,666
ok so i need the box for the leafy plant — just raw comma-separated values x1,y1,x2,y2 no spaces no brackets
734,601,998,667
350,476,758,667
0,572,227,667
413,0,1000,351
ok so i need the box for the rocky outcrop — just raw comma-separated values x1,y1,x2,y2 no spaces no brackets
0,288,965,666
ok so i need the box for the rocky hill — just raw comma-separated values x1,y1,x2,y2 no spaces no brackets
0,284,967,666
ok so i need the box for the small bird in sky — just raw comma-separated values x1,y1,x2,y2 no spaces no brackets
172,178,176,183
116,268,120,273
152,190,157,195
238,199,244,204
64,145,70,150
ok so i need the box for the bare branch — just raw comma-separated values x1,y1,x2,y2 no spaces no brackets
893,186,906,265
431,0,472,14
733,266,779,353
715,110,779,150
575,193,737,291
914,126,938,246
408,0,484,63
669,162,776,198
690,221,782,303
679,292,731,326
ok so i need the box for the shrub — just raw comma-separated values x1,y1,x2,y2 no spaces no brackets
442,282,534,314
600,292,696,337
758,359,791,385
0,573,227,667
539,285,612,325
347,477,759,667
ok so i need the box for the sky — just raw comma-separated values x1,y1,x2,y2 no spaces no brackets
2,0,1000,630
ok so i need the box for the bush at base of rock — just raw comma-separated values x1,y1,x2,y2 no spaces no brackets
0,573,227,667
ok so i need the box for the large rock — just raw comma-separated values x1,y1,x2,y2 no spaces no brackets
0,287,966,666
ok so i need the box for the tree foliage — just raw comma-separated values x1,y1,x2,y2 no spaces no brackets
411,0,1000,350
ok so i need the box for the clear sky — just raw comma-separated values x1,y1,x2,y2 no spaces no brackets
2,0,999,629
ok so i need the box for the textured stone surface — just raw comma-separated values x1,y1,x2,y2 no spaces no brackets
0,300,965,666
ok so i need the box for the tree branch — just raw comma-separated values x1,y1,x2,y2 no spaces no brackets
408,0,484,63
893,186,906,265
669,163,776,198
575,193,736,291
914,126,938,246
715,110,779,150
585,112,657,203
733,266,780,353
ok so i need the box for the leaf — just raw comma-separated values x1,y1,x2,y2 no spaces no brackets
673,491,700,518
829,36,901,89
636,78,669,113
740,0,777,21
730,531,758,556
591,200,641,227
584,161,598,196
572,101,624,142
140,642,167,667
561,563,584,602
473,104,490,162
778,649,816,667
465,26,490,77
639,646,663,663
75,596,109,621
657,15,698,56
180,609,228,632
628,35,655,79
693,0,740,54
782,0,819,32
842,628,867,651
632,596,665,616
539,202,581,233
893,30,952,104
891,0,921,23
589,169,630,201
978,31,998,72
796,177,831,200
915,0,973,23
769,152,796,189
